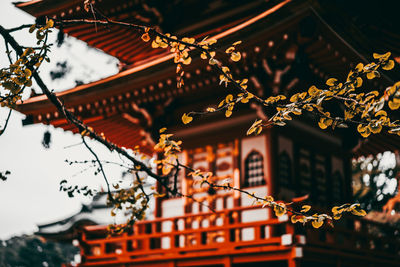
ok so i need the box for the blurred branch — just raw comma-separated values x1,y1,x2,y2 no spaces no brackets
0,109,12,136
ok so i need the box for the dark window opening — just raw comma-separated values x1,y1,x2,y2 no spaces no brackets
244,151,265,187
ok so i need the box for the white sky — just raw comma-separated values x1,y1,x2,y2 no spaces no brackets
0,0,124,239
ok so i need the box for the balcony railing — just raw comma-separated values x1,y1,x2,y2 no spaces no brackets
77,205,400,266
79,205,296,265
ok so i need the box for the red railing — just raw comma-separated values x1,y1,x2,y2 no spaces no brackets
79,205,296,265
77,206,400,266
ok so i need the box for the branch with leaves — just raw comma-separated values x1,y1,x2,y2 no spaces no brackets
3,7,397,233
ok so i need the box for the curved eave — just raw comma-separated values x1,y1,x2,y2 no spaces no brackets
17,50,174,112
15,0,282,65
14,0,83,17
16,0,293,112
15,1,397,157
14,0,165,64
17,0,365,118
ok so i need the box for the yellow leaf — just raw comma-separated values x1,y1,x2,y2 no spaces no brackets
291,215,305,223
292,108,302,116
375,110,387,117
225,110,232,117
209,58,218,65
247,120,262,135
369,123,382,134
299,92,307,99
356,77,363,88
141,33,150,42
222,66,230,73
152,40,160,48
265,196,274,202
373,53,381,59
225,94,233,102
290,94,298,102
373,52,391,60
367,90,379,97
256,126,262,135
159,127,167,133
318,117,332,130
182,37,195,44
274,204,286,217
206,107,216,112
46,19,54,28
382,60,395,70
230,52,241,62
241,98,249,103
326,78,337,86
162,165,172,175
200,52,207,59
308,85,319,96
182,113,193,124
366,71,380,79
182,57,192,65
311,219,324,228
355,63,364,72
388,100,400,110
225,47,235,54
207,39,217,45
24,69,32,77
351,209,367,216
160,42,168,48
29,24,36,33
232,41,242,46
333,213,342,220
301,205,311,213
357,124,371,138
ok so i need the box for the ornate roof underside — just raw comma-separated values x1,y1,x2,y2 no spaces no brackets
15,0,274,65
14,0,400,157
52,113,154,155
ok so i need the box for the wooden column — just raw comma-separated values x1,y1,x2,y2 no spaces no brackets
233,139,241,207
155,152,163,218
206,145,216,212
182,150,192,214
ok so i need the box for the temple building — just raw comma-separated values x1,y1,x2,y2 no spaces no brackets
15,0,400,266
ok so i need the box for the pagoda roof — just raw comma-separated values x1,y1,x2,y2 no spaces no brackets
36,193,117,241
14,0,275,65
14,0,400,157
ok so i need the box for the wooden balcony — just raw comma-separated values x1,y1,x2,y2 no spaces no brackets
76,205,400,267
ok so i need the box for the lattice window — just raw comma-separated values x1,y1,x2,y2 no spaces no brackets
244,151,265,187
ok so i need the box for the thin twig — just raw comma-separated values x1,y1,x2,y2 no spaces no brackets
6,24,32,32
82,136,113,201
0,109,12,136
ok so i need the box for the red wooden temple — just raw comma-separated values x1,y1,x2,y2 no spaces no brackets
15,0,400,266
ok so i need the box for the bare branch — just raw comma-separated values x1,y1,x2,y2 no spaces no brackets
0,109,12,136
82,136,113,200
